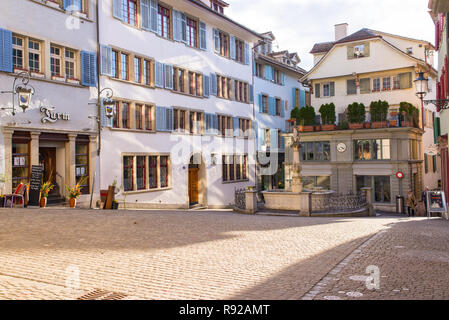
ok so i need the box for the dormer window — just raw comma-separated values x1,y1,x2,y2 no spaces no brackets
211,0,225,14
348,43,369,59
407,47,413,54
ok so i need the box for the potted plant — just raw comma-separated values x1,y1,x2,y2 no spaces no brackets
40,180,54,208
290,107,301,125
370,100,389,128
347,102,366,129
297,106,316,132
319,103,337,131
112,200,119,210
65,176,87,208
399,102,420,128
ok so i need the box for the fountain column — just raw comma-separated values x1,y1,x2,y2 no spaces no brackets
291,127,303,193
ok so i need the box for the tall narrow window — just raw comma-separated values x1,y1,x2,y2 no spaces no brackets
144,60,151,85
134,57,141,83
75,142,89,194
65,49,76,79
121,0,137,26
28,40,41,72
121,53,128,80
222,155,228,182
122,102,130,128
149,156,158,189
145,105,153,131
111,50,118,78
160,156,169,188
50,45,61,76
382,77,391,90
373,78,381,92
136,156,146,190
135,104,143,130
12,142,30,192
12,36,24,69
123,156,134,192
157,5,170,39
113,102,119,128
189,72,194,95
186,18,197,47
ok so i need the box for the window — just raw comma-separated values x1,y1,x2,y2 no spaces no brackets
195,74,202,96
373,78,381,92
347,79,357,95
235,38,244,63
123,155,170,192
123,156,134,192
174,68,185,93
135,104,143,130
121,102,130,128
186,18,197,47
354,139,391,160
407,47,413,54
173,108,188,133
120,53,128,80
234,80,249,103
217,75,235,100
144,105,154,131
75,142,89,194
323,83,330,97
111,50,118,78
300,142,331,161
382,77,391,91
12,142,30,192
262,95,269,113
65,49,76,79
360,78,371,94
409,140,419,160
112,101,119,128
189,111,204,134
121,0,137,26
218,115,233,136
218,31,229,57
211,0,224,14
136,156,146,190
393,75,400,90
134,57,141,83
222,155,249,182
50,45,62,76
356,176,391,203
302,176,331,190
143,59,152,85
12,36,24,69
275,98,282,116
354,44,365,58
157,5,170,39
28,39,41,72
239,118,251,137
256,63,264,78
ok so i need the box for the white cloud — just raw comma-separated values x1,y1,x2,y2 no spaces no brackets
226,0,435,70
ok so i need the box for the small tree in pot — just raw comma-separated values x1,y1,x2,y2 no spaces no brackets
319,103,337,131
298,106,316,132
290,107,301,125
370,100,389,128
346,102,366,129
399,102,420,128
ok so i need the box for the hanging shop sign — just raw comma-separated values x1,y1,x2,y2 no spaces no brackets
40,106,71,123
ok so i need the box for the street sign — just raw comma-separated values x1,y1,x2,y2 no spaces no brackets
426,191,447,218
396,171,404,179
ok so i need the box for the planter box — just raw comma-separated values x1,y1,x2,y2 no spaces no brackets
371,121,387,129
52,75,65,82
315,125,322,131
389,120,398,127
363,122,371,129
299,125,314,132
31,72,45,79
321,124,337,131
67,78,80,85
401,121,412,127
349,123,364,129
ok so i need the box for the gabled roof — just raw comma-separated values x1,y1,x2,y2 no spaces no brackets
334,28,380,44
366,28,435,49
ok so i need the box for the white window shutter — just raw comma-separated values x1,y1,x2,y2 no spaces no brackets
213,29,220,53
244,43,250,65
149,0,158,33
199,22,207,50
172,10,180,41
181,14,187,43
230,36,236,60
100,45,112,76
141,0,150,30
210,73,217,96
113,0,123,20
164,64,173,89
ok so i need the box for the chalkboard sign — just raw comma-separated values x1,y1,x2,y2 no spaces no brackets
28,165,44,207
426,191,447,216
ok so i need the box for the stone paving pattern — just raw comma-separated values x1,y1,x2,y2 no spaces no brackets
0,208,448,300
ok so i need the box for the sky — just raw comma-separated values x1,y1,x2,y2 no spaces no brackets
226,0,435,71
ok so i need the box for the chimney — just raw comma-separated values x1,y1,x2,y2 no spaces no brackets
335,23,348,41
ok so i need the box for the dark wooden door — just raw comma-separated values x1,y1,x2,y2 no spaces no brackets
39,147,58,196
188,168,199,205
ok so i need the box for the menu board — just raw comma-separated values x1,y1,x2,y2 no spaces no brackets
28,165,44,207
426,191,447,215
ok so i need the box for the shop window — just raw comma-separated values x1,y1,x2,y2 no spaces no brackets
75,142,89,194
12,142,30,192
300,142,331,161
356,176,391,203
222,155,249,183
354,139,391,160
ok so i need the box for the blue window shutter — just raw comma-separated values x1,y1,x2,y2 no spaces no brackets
271,66,275,81
100,45,112,76
113,0,123,20
244,43,250,65
233,117,239,136
281,72,286,86
141,0,151,30
269,97,275,115
210,73,217,96
258,94,263,113
164,64,173,89
253,60,257,76
203,75,210,97
0,29,13,73
213,29,220,53
199,22,207,50
204,113,211,134
166,107,173,131
258,128,265,150
270,129,278,150
249,84,254,103
281,100,285,118
156,106,165,131
230,36,236,60
149,0,158,33
292,88,297,107
264,65,270,80
81,51,97,87
155,61,164,88
213,114,218,134
300,89,306,107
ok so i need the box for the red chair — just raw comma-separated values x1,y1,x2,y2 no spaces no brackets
3,183,26,208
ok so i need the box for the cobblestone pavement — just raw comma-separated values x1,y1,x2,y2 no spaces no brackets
0,208,447,300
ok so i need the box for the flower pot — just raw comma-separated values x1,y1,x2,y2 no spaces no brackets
299,125,314,132
112,202,119,210
349,123,364,129
315,125,322,131
321,124,337,131
40,197,47,208
69,198,76,208
389,120,398,127
363,122,371,129
372,121,387,129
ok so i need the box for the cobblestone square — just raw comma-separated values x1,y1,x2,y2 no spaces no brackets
0,208,448,300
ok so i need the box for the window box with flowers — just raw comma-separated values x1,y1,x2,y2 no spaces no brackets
52,75,66,82
31,71,45,79
66,77,81,85
14,67,29,74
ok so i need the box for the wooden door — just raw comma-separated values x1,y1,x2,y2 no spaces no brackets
188,168,199,205
39,147,58,196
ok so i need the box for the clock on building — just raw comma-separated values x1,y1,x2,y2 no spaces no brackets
337,142,347,153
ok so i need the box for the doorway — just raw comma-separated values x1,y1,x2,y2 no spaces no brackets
188,153,206,207
39,147,59,197
188,166,199,206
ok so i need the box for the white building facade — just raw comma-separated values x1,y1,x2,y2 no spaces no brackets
0,0,98,206
97,0,261,209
